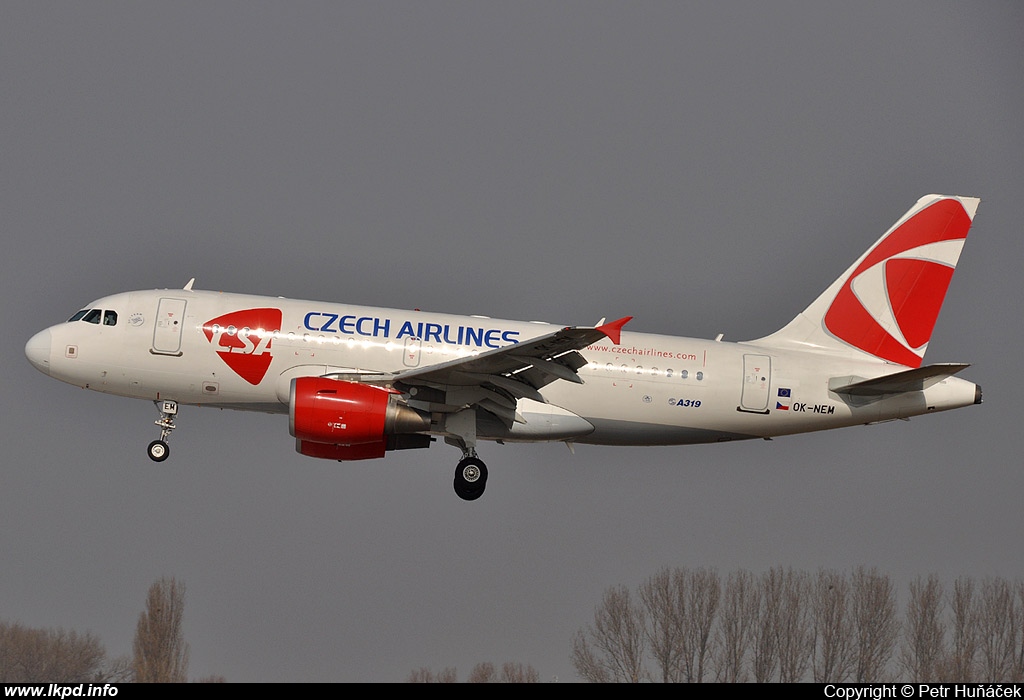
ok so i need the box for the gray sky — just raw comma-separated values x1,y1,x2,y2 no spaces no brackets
2,2,1022,683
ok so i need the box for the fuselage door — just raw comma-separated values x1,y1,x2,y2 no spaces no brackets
152,297,188,356
739,353,771,413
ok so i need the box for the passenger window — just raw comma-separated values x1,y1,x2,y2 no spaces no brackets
681,369,689,379
697,371,704,381
103,311,118,326
82,309,102,324
666,368,673,378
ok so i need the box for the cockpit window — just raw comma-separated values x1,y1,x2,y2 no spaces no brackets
69,309,115,325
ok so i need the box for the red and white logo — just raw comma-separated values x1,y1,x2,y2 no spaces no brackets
202,308,283,385
823,199,971,368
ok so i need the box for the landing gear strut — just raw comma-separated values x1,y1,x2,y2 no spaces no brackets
148,399,178,462
444,408,489,500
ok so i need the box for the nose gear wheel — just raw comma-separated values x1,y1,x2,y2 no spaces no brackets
148,400,178,462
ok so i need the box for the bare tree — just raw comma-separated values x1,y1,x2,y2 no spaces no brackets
571,584,647,682
976,577,1019,681
813,569,854,682
570,632,612,684
1014,581,1024,683
751,568,782,683
943,576,978,681
900,574,945,681
0,622,113,682
851,566,898,682
96,655,133,683
132,576,190,682
407,667,433,682
639,567,683,682
499,662,539,683
415,569,1024,684
406,666,457,682
774,568,814,682
714,569,757,682
638,567,721,683
468,662,496,683
680,568,721,683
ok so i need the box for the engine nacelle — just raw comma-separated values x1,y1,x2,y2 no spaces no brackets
289,377,432,461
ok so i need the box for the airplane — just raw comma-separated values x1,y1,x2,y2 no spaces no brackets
24,194,982,500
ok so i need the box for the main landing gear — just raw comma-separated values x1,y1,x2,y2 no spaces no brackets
147,399,177,462
453,453,488,501
445,409,488,501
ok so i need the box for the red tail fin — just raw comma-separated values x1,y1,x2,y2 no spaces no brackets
753,195,979,366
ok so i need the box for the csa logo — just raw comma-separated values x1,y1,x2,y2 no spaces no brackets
202,308,283,385
823,199,970,368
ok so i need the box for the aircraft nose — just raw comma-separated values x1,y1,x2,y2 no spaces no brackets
25,328,52,375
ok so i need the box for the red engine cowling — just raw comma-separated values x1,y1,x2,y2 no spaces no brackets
289,377,431,461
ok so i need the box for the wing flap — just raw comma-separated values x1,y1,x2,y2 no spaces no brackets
394,317,630,396
508,354,584,384
447,371,547,403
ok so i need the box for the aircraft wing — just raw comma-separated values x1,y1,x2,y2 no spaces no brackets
392,317,631,407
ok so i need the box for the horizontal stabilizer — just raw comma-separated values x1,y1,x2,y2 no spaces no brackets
829,363,971,397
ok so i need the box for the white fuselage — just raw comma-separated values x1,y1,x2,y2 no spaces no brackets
26,288,980,447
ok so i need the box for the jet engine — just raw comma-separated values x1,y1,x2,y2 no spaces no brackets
289,377,432,461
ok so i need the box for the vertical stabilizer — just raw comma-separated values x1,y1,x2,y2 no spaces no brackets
751,195,979,367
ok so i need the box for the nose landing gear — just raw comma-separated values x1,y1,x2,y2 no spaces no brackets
147,399,177,462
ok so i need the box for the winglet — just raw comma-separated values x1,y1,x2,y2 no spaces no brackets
596,316,632,345
183,277,195,291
